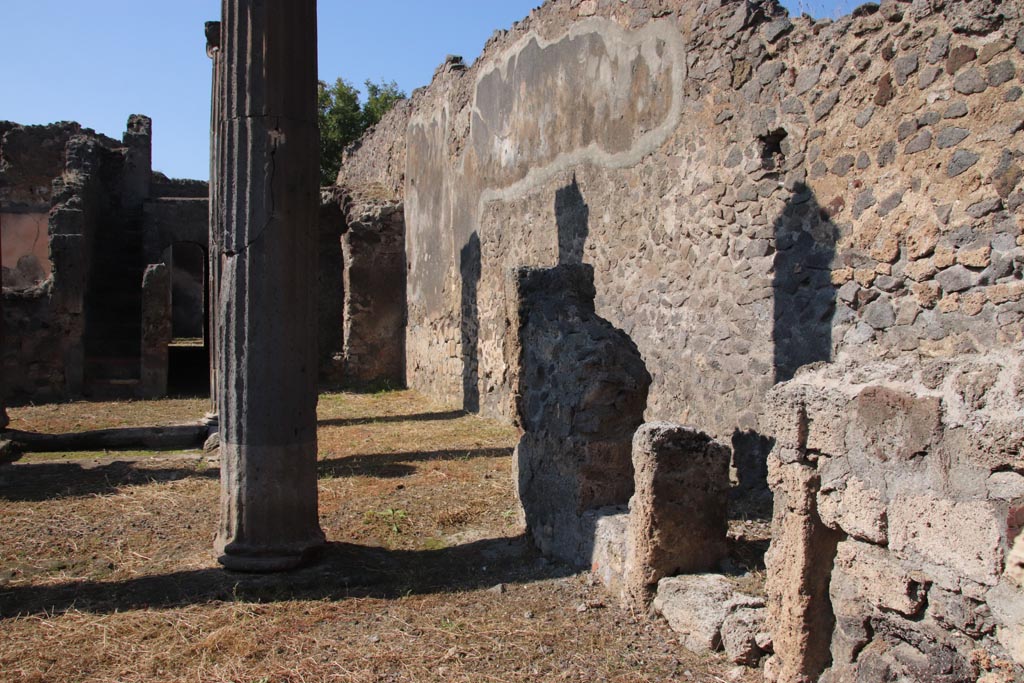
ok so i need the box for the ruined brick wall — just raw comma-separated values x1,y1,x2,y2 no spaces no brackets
345,0,1024,457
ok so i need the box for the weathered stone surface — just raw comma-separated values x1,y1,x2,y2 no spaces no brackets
653,574,763,652
954,67,988,94
622,423,730,609
214,0,325,571
875,72,895,105
937,264,981,293
586,506,629,598
988,60,1016,87
988,578,1024,665
761,350,1024,681
765,454,841,683
862,297,896,329
889,494,1006,588
1008,534,1024,589
832,539,927,617
844,386,941,464
948,149,981,177
947,45,977,74
341,199,406,387
721,607,768,665
818,476,888,543
894,54,919,85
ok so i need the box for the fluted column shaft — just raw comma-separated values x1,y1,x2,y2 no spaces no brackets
0,225,8,432
205,20,223,423
213,0,323,571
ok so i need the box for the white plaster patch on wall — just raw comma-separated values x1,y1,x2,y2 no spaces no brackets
471,17,688,207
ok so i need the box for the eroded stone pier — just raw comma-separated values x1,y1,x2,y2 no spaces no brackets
213,0,324,571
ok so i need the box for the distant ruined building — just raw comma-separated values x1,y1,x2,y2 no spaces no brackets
3,0,1024,680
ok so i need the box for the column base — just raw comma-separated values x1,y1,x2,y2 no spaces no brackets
215,537,324,572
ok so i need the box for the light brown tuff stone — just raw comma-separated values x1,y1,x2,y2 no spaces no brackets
958,243,992,268
652,573,763,653
906,258,938,281
889,493,1006,590
907,222,940,259
988,282,1024,304
765,453,842,683
832,539,927,617
621,422,730,610
818,476,888,544
934,245,958,268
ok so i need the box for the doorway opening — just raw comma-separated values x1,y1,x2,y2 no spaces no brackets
162,242,210,396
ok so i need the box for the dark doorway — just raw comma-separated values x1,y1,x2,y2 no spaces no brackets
163,242,210,396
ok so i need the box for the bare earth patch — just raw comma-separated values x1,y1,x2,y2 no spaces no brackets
0,390,757,683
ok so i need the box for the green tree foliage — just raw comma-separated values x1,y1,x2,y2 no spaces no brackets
362,80,405,130
318,77,406,186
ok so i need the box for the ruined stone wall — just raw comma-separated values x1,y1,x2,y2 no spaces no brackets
337,1,1024,674
0,122,93,290
341,197,407,387
762,348,1024,681
346,0,1024,463
1,123,109,400
1,119,170,401
337,98,413,200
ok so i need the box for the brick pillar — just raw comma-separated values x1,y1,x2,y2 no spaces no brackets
213,0,324,571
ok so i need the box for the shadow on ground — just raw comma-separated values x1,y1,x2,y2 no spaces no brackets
0,446,512,502
0,534,570,619
317,410,467,427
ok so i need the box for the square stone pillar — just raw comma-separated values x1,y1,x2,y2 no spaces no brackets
622,422,730,610
140,263,171,398
213,0,324,571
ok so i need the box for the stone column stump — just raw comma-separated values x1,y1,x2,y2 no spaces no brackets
622,422,730,610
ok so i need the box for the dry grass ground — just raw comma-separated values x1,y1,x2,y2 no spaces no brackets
0,390,760,683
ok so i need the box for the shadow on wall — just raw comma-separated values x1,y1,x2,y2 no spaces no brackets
733,179,839,495
511,177,652,566
772,182,840,384
556,174,589,266
460,232,481,413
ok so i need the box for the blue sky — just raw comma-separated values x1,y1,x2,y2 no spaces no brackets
1,0,853,181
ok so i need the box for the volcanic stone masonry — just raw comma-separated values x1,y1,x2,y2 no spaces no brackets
212,0,325,571
339,0,1024,678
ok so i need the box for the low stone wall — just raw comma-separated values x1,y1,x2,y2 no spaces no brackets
762,346,1024,682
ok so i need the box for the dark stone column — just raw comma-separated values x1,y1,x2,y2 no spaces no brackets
0,225,8,432
213,0,324,571
205,20,222,425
